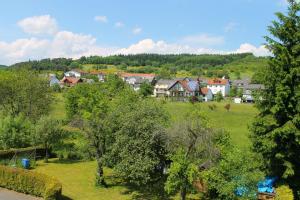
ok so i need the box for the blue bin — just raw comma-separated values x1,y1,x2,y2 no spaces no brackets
21,158,30,169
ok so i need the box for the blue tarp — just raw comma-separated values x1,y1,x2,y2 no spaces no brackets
257,177,277,193
235,176,277,197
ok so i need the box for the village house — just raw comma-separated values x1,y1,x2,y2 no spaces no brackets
207,77,230,97
167,78,212,101
242,84,265,102
232,79,264,103
120,73,156,91
153,79,180,97
60,76,83,87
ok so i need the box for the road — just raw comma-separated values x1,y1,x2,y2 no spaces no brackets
0,188,41,200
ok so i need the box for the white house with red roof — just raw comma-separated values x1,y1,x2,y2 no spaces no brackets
207,77,230,97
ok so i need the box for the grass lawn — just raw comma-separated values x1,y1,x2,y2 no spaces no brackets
164,101,258,148
34,160,132,200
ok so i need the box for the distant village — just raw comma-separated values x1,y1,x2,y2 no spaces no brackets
49,70,264,104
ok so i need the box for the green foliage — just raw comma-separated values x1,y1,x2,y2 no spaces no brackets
203,146,265,200
0,114,33,150
230,86,238,97
165,107,221,200
165,148,199,198
35,116,65,162
0,70,53,120
139,82,154,97
107,98,169,185
0,165,62,200
250,0,300,195
276,185,294,200
215,92,223,102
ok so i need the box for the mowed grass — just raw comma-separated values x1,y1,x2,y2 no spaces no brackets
34,160,132,200
164,101,258,148
50,93,66,120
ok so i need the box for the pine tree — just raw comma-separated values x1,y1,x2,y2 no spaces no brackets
251,0,300,197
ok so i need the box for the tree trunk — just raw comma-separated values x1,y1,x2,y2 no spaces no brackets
180,187,187,200
95,149,106,187
44,144,49,163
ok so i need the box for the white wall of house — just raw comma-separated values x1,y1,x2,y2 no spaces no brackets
64,71,81,78
154,83,170,97
207,83,230,97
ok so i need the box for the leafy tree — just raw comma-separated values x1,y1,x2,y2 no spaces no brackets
165,108,220,200
107,99,169,185
0,114,33,149
165,148,199,200
215,92,223,102
65,76,129,186
139,82,154,97
250,0,300,196
34,116,64,163
158,68,172,79
203,146,265,200
237,89,244,98
230,86,238,97
0,70,53,120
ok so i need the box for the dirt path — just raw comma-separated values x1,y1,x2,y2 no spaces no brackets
0,188,41,200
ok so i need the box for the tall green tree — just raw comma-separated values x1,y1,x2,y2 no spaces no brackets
34,116,64,163
106,98,169,185
0,70,52,120
251,0,300,196
0,114,33,149
165,108,220,200
65,75,130,186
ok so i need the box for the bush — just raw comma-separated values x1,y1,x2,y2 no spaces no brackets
276,185,294,200
0,165,62,200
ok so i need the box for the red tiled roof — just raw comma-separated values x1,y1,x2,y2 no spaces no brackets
200,87,209,95
61,77,82,84
178,80,192,92
207,78,228,85
120,73,155,78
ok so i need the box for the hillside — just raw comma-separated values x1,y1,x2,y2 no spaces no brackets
9,53,269,81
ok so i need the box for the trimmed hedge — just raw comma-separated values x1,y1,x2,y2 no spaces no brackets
0,146,50,160
0,165,62,200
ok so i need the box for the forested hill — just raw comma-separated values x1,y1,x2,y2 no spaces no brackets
0,65,7,68
9,53,269,80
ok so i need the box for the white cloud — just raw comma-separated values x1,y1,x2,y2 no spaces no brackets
235,43,271,57
0,38,50,64
181,34,225,47
224,22,238,33
94,16,108,23
115,22,124,28
17,15,58,35
132,27,142,35
116,39,270,57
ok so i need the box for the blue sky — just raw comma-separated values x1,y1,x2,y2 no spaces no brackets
0,0,288,65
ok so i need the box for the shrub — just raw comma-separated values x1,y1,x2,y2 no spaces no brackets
0,165,62,200
276,185,294,200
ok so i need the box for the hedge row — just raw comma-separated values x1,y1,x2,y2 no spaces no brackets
0,146,53,160
0,165,62,200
